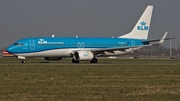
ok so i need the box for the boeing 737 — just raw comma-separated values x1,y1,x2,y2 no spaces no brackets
6,5,174,63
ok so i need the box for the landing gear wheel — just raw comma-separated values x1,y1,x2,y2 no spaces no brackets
90,58,98,63
72,58,79,63
21,60,26,63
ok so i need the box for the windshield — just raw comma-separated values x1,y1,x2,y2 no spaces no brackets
13,43,23,46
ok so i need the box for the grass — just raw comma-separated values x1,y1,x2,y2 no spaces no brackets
0,58,180,100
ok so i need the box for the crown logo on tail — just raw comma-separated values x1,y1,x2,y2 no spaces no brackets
140,21,146,25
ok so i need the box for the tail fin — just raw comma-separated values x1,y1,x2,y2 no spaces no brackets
119,5,153,39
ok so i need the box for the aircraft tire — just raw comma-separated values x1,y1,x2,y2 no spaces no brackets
21,60,26,63
90,58,98,63
72,58,79,63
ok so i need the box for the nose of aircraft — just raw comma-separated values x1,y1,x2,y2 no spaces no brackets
6,46,15,54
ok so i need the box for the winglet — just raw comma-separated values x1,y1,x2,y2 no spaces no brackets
153,32,168,45
158,32,168,44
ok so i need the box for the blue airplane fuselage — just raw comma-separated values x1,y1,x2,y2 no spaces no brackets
7,37,146,56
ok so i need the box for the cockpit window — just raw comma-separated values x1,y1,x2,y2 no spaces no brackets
14,43,23,46
14,43,18,45
19,43,23,45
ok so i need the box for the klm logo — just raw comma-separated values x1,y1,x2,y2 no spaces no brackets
38,39,47,44
137,21,148,30
38,39,64,44
83,53,88,57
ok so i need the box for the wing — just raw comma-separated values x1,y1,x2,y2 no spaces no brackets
70,32,175,56
91,45,150,53
142,32,177,44
91,32,172,54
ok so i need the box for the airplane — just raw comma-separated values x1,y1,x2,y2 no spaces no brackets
6,5,175,63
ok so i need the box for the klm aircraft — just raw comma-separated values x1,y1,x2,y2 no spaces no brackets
6,5,173,63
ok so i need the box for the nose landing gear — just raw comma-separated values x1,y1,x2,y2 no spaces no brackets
21,60,26,63
17,56,26,63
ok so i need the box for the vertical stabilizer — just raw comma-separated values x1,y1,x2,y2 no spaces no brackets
119,5,153,39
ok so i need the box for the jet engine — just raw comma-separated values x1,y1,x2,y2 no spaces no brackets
73,51,94,61
43,57,63,61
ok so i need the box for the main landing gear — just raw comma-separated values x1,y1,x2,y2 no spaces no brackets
90,58,98,63
72,58,80,63
72,58,98,63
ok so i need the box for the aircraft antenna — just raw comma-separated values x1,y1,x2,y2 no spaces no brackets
76,35,78,38
52,34,55,38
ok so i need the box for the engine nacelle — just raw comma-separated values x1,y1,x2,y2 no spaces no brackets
73,51,94,61
43,57,63,61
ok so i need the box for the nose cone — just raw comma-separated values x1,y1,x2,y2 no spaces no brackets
6,46,15,54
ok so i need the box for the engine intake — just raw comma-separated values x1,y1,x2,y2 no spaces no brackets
73,51,94,61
